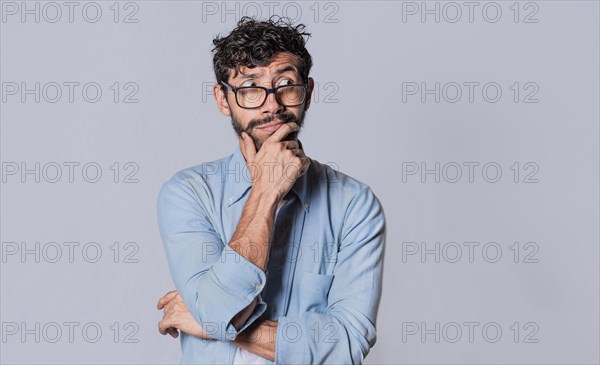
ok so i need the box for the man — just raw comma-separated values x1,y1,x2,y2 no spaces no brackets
156,16,386,364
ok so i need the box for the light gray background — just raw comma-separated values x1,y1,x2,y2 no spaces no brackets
1,1,598,364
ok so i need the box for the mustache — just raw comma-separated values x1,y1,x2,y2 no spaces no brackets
244,112,298,133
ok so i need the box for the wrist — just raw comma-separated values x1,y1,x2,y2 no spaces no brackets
230,320,277,362
249,186,282,210
231,319,277,345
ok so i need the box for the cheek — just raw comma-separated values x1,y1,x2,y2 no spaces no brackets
231,109,253,126
290,106,306,119
282,105,299,116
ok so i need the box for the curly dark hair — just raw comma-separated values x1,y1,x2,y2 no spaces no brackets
211,16,313,87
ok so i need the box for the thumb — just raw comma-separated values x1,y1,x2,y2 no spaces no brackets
240,132,257,162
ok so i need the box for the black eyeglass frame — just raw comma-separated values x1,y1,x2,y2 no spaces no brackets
220,81,309,109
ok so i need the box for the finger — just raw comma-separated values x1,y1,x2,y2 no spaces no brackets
168,328,179,338
158,315,180,337
299,157,311,176
282,140,299,150
240,132,257,162
293,147,306,156
268,122,299,143
288,149,307,160
287,148,301,157
158,319,170,335
157,290,179,310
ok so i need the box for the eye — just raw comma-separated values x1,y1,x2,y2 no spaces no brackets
241,80,257,87
277,79,294,86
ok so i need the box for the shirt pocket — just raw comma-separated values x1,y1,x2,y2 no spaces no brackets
298,271,335,313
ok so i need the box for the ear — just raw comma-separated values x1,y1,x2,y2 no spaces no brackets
304,77,315,111
213,83,232,117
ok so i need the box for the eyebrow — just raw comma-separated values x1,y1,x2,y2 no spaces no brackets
234,65,299,82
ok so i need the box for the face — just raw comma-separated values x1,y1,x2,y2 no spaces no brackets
214,52,314,151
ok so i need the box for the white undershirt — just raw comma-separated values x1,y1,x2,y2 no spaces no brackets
233,347,266,364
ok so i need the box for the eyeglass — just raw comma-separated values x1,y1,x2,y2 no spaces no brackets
221,81,309,109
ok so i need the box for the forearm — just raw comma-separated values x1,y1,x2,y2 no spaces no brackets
231,297,258,331
225,188,279,329
232,319,278,362
229,188,279,271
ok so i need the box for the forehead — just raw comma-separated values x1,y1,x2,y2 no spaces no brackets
231,52,301,80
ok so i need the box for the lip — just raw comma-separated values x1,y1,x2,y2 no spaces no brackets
256,121,284,133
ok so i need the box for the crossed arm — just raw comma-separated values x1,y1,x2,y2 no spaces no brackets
157,180,385,363
157,179,283,361
157,290,278,361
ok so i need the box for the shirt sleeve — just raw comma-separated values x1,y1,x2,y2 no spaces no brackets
275,186,386,364
157,173,267,342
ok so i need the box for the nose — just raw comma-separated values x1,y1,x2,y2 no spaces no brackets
261,89,284,115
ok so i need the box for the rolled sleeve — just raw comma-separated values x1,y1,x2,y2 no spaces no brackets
205,245,268,339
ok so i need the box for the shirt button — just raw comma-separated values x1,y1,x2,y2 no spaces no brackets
254,282,262,291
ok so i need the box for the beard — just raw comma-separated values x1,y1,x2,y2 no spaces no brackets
230,110,306,151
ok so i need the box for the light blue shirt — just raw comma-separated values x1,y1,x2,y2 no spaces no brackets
157,143,386,364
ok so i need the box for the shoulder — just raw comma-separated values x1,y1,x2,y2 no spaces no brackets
167,153,233,186
307,158,385,249
308,158,385,220
158,153,234,204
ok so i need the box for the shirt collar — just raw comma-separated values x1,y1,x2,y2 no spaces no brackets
225,140,311,212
